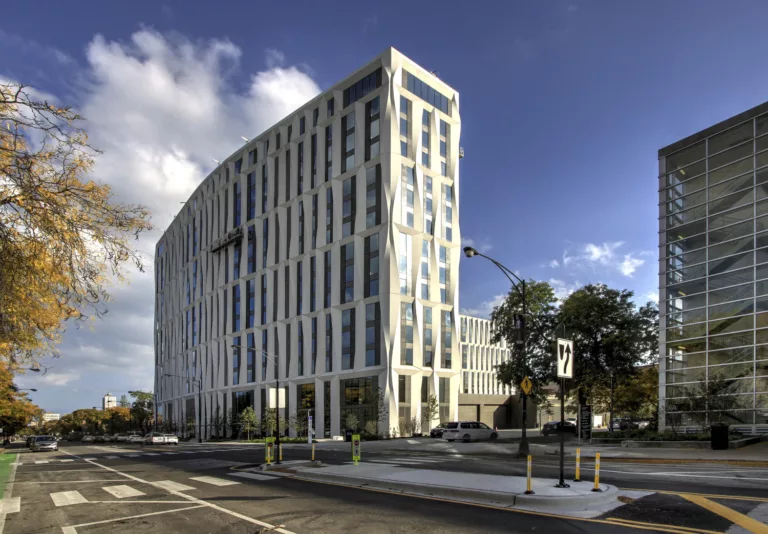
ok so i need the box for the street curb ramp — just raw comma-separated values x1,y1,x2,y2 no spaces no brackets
292,468,619,512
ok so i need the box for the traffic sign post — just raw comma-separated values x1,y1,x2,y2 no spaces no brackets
352,434,361,465
520,376,533,396
555,338,574,489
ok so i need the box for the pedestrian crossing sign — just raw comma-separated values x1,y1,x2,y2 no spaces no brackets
520,376,533,396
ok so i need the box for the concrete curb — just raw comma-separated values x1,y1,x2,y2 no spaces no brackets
292,468,618,511
585,457,768,467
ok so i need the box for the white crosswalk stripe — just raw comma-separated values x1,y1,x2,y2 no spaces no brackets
50,491,87,507
34,460,48,465
59,459,74,463
190,476,240,487
143,453,161,456
0,497,20,514
82,458,97,461
154,480,196,492
102,485,146,498
229,472,278,481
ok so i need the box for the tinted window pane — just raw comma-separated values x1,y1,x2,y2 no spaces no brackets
709,122,754,155
666,142,705,172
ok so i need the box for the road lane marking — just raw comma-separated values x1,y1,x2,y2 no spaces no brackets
61,504,205,532
229,472,278,481
154,480,196,492
82,458,97,461
105,456,119,459
62,452,295,534
605,517,722,534
681,494,768,534
143,453,161,456
124,454,142,458
34,461,48,465
59,460,74,463
190,476,240,487
50,491,88,507
102,485,146,499
0,498,19,515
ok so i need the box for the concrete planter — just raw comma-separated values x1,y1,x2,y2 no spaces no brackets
729,436,762,449
621,436,762,449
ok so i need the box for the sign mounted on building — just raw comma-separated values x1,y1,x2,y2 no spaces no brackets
557,338,574,379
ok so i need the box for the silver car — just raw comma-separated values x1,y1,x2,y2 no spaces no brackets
442,421,498,443
32,435,58,452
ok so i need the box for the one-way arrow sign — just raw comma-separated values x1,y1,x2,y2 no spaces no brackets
557,338,574,379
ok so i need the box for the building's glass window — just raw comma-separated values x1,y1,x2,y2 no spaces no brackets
249,148,257,166
442,310,452,368
462,345,468,369
313,107,319,127
233,244,241,280
192,260,197,298
366,164,381,228
298,201,305,255
421,240,430,300
327,97,335,118
398,375,411,426
365,233,379,297
311,317,318,374
325,313,333,372
341,242,354,303
366,303,380,366
260,274,267,325
424,306,433,367
343,176,356,237
247,279,255,329
191,306,196,346
248,226,256,274
261,330,268,381
233,335,240,385
298,321,304,376
297,260,303,315
403,70,450,115
247,333,255,382
262,218,269,268
443,184,453,242
439,119,448,177
300,116,306,136
272,270,278,322
312,193,318,249
273,156,279,209
342,308,355,370
224,247,229,284
287,125,292,143
286,322,291,378
233,181,242,228
402,165,415,228
439,245,449,303
261,164,268,214
399,233,412,295
284,264,289,319
342,111,355,173
298,141,304,195
324,250,332,308
325,126,333,183
276,132,281,150
285,149,291,202
365,96,380,161
400,96,410,158
311,134,317,189
343,67,382,108
438,377,450,421
461,317,467,342
247,172,256,221
235,158,242,175
232,283,241,332
401,302,414,365
326,186,333,244
424,176,434,235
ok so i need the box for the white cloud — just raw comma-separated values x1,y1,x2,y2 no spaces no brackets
549,278,581,301
460,293,507,319
549,259,559,268
620,254,645,277
10,29,321,412
462,237,493,254
646,291,659,304
584,241,623,264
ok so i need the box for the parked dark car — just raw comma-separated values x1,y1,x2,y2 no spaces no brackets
542,421,577,437
430,423,449,438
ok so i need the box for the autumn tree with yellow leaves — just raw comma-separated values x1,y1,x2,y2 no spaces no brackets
0,82,152,366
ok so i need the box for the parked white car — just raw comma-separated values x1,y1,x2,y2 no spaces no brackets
442,421,498,443
144,432,166,445
163,434,179,445
126,434,145,444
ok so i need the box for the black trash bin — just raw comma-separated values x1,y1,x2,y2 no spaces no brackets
711,422,729,450
345,429,353,442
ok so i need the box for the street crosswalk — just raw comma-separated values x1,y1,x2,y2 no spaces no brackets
363,455,466,467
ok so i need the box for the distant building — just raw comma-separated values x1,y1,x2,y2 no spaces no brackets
42,413,60,422
102,393,117,410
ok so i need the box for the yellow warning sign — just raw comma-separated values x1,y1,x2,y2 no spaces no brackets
521,376,533,396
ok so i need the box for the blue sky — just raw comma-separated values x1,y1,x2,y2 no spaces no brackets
5,0,768,412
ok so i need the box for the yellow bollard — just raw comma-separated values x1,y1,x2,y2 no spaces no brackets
525,455,535,495
266,444,272,465
279,443,283,462
574,447,581,482
312,442,315,461
592,452,602,492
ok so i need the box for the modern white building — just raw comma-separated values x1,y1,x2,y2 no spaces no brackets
102,393,116,411
459,315,514,396
154,48,462,438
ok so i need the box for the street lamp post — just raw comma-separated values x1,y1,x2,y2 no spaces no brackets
463,246,530,457
232,344,281,464
164,374,202,443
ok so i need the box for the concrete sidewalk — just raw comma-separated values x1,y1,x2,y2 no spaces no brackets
290,462,631,518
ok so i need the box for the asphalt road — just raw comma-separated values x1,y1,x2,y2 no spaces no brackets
2,441,766,533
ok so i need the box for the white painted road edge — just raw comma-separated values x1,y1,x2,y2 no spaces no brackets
62,450,295,534
0,453,20,534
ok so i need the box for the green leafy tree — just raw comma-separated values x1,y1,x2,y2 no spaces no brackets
118,395,130,408
210,406,224,439
239,406,259,440
129,391,155,433
344,412,359,432
592,365,659,425
490,280,559,405
422,394,439,430
557,284,658,428
262,408,277,437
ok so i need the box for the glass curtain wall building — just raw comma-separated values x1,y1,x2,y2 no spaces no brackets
154,48,462,439
658,102,768,433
